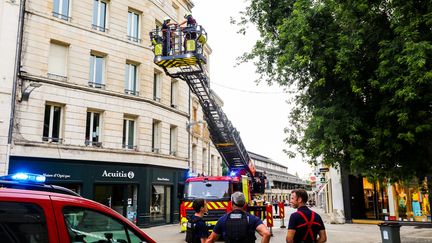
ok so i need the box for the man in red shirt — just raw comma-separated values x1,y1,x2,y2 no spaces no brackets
286,189,327,243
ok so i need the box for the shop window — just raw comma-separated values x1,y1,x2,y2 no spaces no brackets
0,202,48,242
85,111,102,147
150,185,171,223
42,103,63,143
393,178,430,222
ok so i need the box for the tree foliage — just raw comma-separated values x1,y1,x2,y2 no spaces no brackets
239,0,432,180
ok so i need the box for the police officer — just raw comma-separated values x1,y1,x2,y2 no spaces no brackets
206,192,271,243
186,198,209,243
286,189,327,243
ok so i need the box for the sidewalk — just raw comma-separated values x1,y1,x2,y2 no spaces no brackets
287,206,432,243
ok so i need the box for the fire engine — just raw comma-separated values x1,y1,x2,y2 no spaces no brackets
150,23,267,232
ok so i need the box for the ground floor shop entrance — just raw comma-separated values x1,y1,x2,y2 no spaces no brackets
8,156,185,227
150,185,172,224
94,184,138,223
346,175,431,223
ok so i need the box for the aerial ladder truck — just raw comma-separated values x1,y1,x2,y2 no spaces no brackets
150,23,267,232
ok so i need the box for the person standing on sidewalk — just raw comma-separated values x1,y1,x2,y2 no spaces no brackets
186,198,209,243
286,189,327,243
206,192,271,243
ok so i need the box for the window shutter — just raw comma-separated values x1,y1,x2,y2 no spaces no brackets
48,43,67,76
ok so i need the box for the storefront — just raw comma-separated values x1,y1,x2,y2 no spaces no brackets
345,175,431,223
8,156,186,227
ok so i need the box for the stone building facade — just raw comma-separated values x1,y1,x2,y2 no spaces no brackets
3,0,221,227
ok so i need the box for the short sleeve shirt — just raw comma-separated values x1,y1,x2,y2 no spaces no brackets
288,206,325,243
213,210,263,238
189,215,209,240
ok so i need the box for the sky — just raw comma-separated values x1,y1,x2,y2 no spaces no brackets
192,1,313,179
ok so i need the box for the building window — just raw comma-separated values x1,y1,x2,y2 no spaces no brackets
170,79,178,108
42,104,63,143
152,120,161,153
47,42,68,81
153,72,161,102
124,63,138,95
53,0,70,20
85,111,102,147
202,148,208,175
122,118,136,149
169,125,177,156
89,54,105,88
92,0,107,32
127,11,140,42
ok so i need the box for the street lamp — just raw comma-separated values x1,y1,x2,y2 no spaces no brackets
20,82,42,102
185,120,206,133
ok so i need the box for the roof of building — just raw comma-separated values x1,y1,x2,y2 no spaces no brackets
248,151,287,169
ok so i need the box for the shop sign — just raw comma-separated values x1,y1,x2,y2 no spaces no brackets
101,170,135,179
43,173,71,179
157,177,170,182
319,168,329,172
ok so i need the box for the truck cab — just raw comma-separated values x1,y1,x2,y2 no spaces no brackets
179,174,251,232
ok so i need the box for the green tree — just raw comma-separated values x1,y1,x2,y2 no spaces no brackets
238,0,432,180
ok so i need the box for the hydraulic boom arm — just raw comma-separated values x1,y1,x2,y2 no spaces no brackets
150,25,254,177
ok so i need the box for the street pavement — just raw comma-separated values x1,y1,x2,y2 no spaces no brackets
143,206,432,242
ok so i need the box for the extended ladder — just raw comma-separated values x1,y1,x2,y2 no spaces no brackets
150,25,254,176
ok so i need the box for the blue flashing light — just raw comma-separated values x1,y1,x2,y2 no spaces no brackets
187,172,198,178
229,171,237,177
11,173,46,183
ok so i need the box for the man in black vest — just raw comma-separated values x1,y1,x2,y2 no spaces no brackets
186,198,209,243
286,189,327,243
206,192,271,243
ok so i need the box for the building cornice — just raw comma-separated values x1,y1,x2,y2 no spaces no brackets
21,73,189,118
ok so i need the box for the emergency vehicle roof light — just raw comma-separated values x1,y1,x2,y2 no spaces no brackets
229,171,237,177
10,173,46,183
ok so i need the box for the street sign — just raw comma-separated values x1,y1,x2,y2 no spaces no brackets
319,168,329,172
320,178,326,183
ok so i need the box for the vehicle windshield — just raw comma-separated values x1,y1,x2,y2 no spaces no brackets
184,181,230,200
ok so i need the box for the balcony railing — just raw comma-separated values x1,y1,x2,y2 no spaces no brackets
85,140,102,147
88,81,105,89
92,24,107,32
122,144,137,150
52,12,71,21
42,137,63,143
125,89,139,96
127,35,141,43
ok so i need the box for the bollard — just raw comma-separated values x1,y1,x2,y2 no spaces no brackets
266,204,273,236
279,201,286,228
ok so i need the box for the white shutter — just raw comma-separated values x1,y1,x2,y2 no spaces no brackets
48,43,67,76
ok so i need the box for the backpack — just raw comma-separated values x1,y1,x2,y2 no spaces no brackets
185,216,205,243
225,211,256,243
295,210,322,242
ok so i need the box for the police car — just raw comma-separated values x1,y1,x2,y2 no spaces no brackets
0,173,155,243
